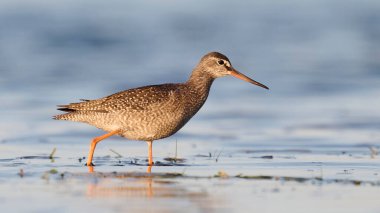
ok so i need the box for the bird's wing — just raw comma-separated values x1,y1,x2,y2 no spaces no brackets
57,84,182,113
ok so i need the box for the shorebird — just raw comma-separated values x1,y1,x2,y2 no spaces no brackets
54,52,268,168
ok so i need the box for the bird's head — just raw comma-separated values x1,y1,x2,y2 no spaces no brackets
198,52,269,90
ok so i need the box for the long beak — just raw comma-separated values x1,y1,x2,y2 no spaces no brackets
229,69,269,90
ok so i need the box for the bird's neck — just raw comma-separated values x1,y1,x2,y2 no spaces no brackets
186,68,215,98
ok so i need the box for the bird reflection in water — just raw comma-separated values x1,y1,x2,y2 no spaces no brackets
88,164,152,173
81,165,223,212
86,177,155,198
86,165,154,198
85,165,180,198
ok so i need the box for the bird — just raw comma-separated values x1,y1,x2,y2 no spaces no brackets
54,52,269,168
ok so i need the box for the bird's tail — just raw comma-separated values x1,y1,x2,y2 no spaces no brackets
53,112,76,121
53,98,108,122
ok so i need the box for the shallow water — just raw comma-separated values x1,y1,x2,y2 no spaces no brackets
1,0,380,212
1,140,379,213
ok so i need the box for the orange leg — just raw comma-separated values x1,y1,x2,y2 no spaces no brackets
147,141,154,166
86,130,120,167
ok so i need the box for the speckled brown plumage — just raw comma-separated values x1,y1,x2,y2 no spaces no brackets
55,82,211,141
54,52,269,168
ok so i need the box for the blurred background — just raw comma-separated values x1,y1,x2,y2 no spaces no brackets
0,0,379,148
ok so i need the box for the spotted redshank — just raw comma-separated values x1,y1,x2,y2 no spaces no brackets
54,52,268,168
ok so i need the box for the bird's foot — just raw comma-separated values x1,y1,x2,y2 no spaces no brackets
85,162,95,166
85,162,95,173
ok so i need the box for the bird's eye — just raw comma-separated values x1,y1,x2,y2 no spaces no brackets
217,60,224,65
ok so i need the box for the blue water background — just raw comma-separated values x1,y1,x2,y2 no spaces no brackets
0,0,379,151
